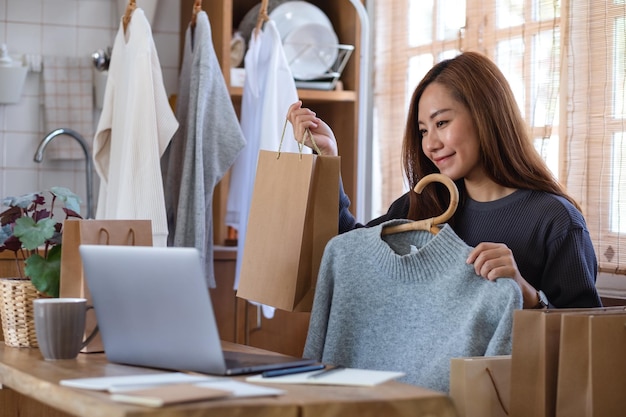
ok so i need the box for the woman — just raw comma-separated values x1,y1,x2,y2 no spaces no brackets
287,51,601,309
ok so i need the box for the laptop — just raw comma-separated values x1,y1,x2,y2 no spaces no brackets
78,244,316,375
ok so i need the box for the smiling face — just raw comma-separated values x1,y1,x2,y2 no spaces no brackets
418,82,485,182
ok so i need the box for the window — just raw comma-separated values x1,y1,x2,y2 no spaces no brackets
372,0,626,274
372,0,560,213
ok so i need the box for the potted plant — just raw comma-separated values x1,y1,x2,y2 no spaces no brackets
0,187,82,347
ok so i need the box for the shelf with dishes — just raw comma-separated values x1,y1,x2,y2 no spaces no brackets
185,0,364,247
230,1,356,94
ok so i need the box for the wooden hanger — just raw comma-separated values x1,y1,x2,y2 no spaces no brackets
381,173,459,235
190,0,202,28
122,0,137,34
254,0,270,37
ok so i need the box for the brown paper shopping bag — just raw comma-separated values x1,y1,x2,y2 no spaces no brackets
236,150,340,312
509,307,626,417
59,219,153,352
449,355,511,417
555,312,626,417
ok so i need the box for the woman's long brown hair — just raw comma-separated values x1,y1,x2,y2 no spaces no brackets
402,51,580,223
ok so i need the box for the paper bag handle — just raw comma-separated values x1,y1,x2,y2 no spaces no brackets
485,367,509,415
98,227,137,245
278,118,322,159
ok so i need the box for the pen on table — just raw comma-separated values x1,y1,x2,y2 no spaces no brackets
307,365,346,379
261,364,326,378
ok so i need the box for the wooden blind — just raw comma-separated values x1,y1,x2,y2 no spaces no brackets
372,1,411,216
564,0,626,274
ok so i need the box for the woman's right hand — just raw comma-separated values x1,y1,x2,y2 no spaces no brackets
287,101,338,156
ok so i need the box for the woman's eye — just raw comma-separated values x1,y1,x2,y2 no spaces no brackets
419,129,428,136
436,120,447,128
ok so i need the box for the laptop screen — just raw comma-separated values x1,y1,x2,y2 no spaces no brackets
78,244,315,375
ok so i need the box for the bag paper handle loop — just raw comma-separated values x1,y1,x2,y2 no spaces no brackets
97,227,137,245
486,367,509,415
127,228,136,245
278,118,322,159
98,228,110,245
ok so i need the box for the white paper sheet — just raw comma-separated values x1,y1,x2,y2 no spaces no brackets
60,372,285,398
60,372,218,391
196,379,285,397
246,368,405,387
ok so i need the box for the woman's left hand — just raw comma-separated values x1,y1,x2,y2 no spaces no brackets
467,242,521,281
467,242,538,308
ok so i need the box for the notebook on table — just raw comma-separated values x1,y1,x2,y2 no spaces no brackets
78,244,316,376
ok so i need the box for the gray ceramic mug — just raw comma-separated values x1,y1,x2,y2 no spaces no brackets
33,298,99,360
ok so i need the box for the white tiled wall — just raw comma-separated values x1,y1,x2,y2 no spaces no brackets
0,0,180,217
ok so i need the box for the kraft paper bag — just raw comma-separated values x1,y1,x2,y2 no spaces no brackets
555,312,626,417
449,355,511,417
59,219,153,352
236,150,340,312
509,307,626,417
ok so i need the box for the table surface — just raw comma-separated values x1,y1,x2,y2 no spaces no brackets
0,341,458,417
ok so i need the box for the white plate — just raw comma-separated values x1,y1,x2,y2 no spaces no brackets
283,22,339,80
270,1,339,80
270,1,335,38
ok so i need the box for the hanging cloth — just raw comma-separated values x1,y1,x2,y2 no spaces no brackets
161,10,246,287
226,18,308,290
93,8,178,247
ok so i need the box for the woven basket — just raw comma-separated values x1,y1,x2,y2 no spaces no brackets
0,278,42,347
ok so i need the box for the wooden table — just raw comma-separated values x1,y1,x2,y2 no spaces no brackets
0,341,458,417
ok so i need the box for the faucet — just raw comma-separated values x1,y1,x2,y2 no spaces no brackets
34,128,94,219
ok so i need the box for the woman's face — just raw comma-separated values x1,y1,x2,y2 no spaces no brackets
418,82,484,181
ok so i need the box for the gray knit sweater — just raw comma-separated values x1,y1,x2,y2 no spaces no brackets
161,11,246,287
303,221,523,393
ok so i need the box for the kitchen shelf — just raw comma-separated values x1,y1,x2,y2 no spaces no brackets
181,0,364,246
228,86,357,102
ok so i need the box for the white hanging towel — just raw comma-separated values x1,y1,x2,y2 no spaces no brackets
93,8,178,247
226,20,309,293
161,11,246,287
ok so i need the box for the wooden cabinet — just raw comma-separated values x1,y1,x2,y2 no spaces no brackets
180,1,364,356
180,0,363,246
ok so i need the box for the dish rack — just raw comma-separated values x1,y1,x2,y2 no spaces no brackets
292,43,355,91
